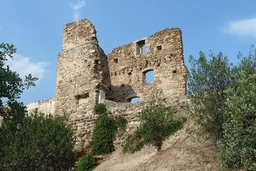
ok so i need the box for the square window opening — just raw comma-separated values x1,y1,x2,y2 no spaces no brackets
144,70,154,84
156,45,162,50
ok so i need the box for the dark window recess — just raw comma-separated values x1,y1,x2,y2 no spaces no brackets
75,93,89,104
136,40,146,55
156,45,162,50
75,93,89,100
144,70,154,84
114,58,118,63
173,70,177,74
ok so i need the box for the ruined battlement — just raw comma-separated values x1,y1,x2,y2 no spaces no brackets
26,18,188,154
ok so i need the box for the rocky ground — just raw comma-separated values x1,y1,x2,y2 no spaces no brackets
94,119,220,171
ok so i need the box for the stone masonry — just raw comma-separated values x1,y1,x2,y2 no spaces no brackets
26,18,188,154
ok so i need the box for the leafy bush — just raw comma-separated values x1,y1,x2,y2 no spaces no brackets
217,70,256,170
115,115,128,131
94,103,107,115
123,131,144,153
91,114,117,155
186,51,234,139
123,98,186,152
0,111,76,171
75,153,96,171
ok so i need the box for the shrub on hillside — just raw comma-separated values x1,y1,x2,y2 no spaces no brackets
217,70,256,170
115,115,128,131
123,97,186,153
0,111,76,170
94,103,107,115
91,113,117,155
186,51,234,139
75,153,96,171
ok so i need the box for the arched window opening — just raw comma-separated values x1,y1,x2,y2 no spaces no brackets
144,70,154,84
129,97,141,103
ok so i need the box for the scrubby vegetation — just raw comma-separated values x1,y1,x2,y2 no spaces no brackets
187,46,256,170
76,153,96,171
123,97,186,153
76,103,128,170
91,113,118,155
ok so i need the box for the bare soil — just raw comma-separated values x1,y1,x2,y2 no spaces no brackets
94,119,219,171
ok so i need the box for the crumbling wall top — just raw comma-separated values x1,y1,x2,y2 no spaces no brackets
62,19,98,51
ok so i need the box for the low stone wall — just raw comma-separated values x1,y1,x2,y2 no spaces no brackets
103,96,189,148
24,95,189,155
26,97,55,115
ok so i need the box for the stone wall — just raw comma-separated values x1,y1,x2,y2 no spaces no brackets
107,28,187,102
26,97,55,115
103,96,189,148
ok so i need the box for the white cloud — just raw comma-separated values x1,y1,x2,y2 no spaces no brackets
224,17,256,38
69,0,86,21
6,54,48,81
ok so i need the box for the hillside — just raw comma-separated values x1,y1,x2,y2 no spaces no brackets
94,119,219,171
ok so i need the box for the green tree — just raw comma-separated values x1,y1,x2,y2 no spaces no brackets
0,43,38,122
186,51,234,139
0,43,76,170
0,111,76,170
217,70,256,170
217,46,256,170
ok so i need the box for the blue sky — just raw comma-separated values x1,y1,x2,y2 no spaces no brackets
1,1,256,104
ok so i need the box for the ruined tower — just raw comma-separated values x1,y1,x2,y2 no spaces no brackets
54,19,110,152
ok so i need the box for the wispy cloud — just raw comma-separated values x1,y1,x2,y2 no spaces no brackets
223,17,256,38
6,54,48,81
69,0,86,21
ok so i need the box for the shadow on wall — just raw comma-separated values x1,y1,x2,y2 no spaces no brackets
106,84,141,103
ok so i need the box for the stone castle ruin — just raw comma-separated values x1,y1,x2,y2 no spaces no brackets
27,19,188,153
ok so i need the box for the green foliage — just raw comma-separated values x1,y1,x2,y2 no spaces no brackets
94,103,107,115
186,51,234,139
0,110,76,170
123,98,186,153
91,113,118,155
77,104,126,170
115,115,128,131
187,47,256,170
0,43,38,142
234,45,256,77
217,70,256,169
0,43,75,170
123,133,144,153
0,43,38,107
75,153,96,171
